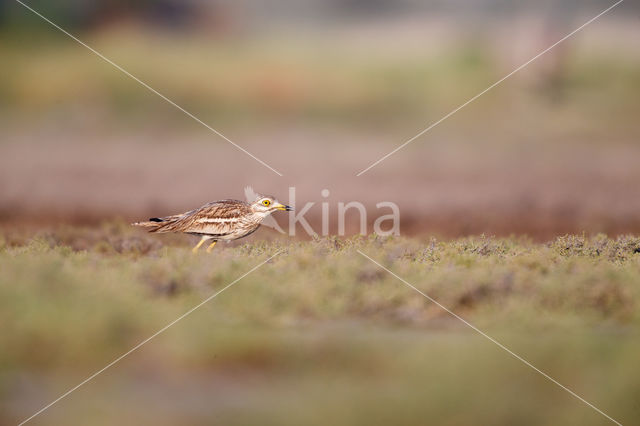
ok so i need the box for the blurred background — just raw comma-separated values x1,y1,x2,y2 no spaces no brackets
1,0,640,238
2,2,640,426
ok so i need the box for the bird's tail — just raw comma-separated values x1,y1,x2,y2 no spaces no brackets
131,217,169,232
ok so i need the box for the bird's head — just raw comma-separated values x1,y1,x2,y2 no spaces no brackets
250,194,292,216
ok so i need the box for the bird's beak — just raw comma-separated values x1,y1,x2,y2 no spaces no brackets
276,203,293,211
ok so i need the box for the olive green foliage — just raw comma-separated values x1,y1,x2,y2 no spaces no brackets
1,228,639,425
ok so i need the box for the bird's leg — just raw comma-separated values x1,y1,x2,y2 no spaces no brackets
206,241,217,253
192,237,207,254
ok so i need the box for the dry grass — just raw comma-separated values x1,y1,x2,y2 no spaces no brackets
2,228,640,425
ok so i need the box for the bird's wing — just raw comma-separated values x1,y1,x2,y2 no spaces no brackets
154,200,251,235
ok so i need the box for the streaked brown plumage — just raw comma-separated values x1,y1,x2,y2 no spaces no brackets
132,192,291,253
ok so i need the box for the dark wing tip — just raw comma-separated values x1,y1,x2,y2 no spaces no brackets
149,217,163,222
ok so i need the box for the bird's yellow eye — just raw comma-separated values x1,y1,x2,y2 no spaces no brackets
262,199,271,206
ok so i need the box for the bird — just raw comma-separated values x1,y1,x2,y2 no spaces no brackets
132,190,292,253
